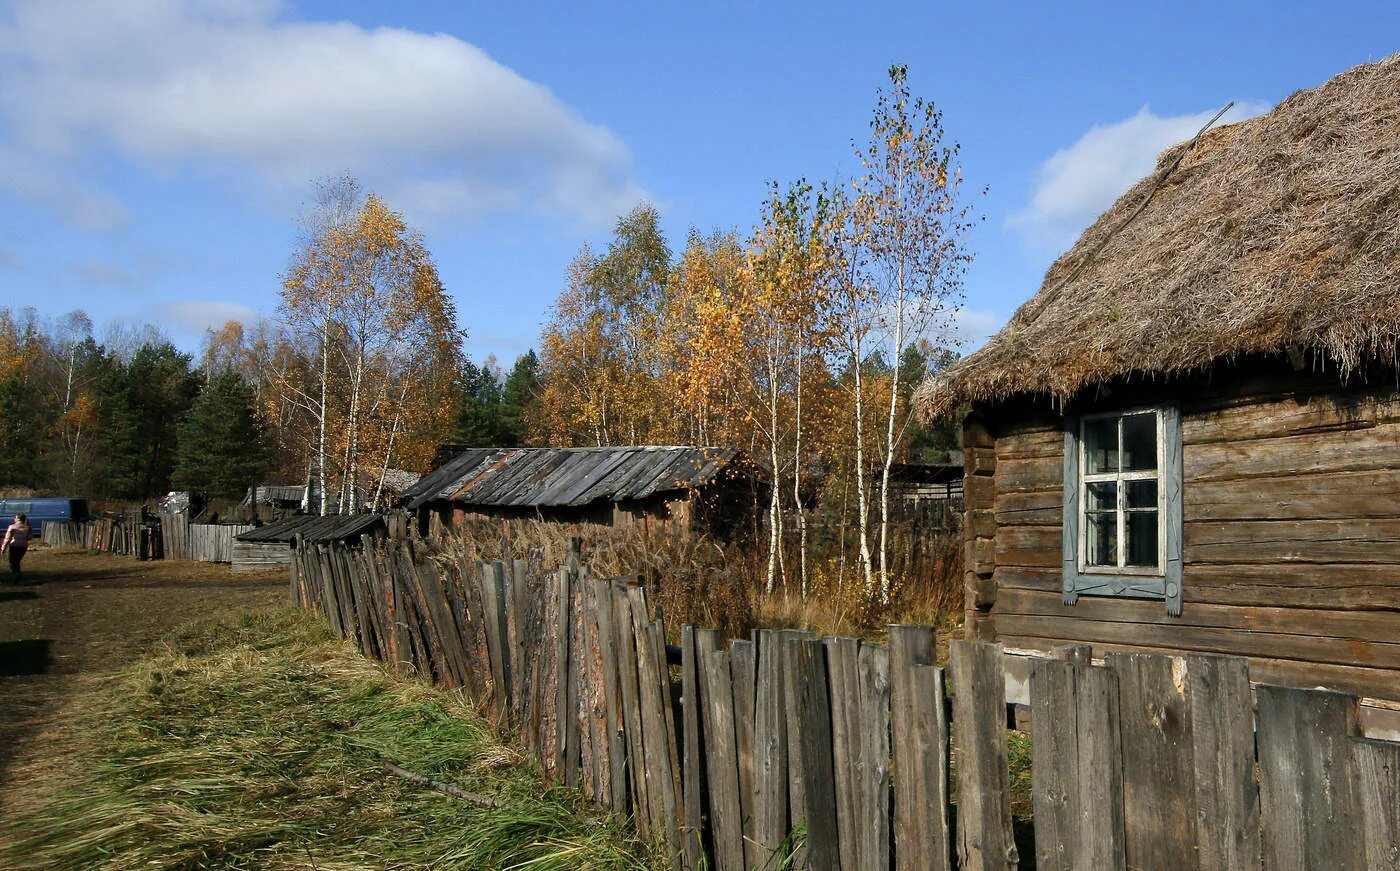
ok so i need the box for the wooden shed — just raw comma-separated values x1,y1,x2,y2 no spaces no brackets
917,56,1400,701
233,513,387,571
401,446,764,539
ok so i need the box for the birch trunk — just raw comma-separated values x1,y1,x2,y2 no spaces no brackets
879,274,905,604
765,349,782,594
317,321,330,517
853,335,875,593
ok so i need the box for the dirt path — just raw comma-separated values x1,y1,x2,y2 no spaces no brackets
0,548,286,821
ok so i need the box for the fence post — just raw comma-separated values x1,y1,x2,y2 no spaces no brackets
1352,737,1400,871
949,640,1018,871
751,629,790,866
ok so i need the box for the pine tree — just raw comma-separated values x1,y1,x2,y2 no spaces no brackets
172,370,267,499
499,350,539,446
452,359,504,447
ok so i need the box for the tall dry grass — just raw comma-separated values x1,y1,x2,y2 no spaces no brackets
432,516,964,643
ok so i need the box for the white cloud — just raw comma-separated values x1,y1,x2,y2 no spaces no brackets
0,0,646,227
1009,102,1268,251
150,300,261,335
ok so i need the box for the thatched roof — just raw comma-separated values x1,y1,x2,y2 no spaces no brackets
917,54,1400,418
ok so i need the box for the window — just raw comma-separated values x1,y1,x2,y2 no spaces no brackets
1080,410,1162,572
1063,404,1183,615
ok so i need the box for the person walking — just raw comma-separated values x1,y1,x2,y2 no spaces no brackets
3,512,32,583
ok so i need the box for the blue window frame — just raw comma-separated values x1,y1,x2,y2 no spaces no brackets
1062,404,1183,615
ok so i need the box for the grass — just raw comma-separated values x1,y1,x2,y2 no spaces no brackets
0,607,665,871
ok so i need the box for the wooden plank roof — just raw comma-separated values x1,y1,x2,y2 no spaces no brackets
236,513,386,544
401,446,746,511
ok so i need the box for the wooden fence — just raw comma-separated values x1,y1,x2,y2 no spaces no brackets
293,538,1400,871
41,517,162,559
155,514,250,563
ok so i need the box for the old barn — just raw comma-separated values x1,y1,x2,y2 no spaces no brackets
232,513,387,571
919,56,1400,700
402,446,763,538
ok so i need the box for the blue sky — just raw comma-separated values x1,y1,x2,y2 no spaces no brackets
0,1,1396,365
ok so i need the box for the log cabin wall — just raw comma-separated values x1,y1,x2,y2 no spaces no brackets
967,361,1400,702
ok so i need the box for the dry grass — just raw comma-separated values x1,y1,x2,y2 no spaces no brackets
920,52,1400,417
433,517,964,643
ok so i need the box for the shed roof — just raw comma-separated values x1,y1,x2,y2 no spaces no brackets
401,446,746,512
917,54,1400,418
236,513,385,544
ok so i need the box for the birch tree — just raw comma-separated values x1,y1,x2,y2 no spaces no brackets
841,66,978,602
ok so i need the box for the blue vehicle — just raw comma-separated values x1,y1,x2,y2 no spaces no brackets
0,498,89,533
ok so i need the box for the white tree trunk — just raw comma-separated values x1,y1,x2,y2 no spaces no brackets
853,336,875,594
317,322,330,517
879,278,905,604
793,345,808,597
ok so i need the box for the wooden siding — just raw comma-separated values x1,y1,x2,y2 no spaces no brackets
974,373,1400,702
232,539,293,571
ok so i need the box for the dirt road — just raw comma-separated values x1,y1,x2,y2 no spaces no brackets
0,548,285,818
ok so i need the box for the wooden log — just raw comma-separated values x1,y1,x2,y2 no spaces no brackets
889,625,951,871
751,629,790,867
1185,655,1260,871
948,640,1018,871
795,637,838,871
1106,652,1195,871
1029,654,1124,871
1351,737,1400,871
1256,685,1363,871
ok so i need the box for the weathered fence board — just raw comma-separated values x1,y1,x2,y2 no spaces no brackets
290,539,1399,871
949,640,1018,871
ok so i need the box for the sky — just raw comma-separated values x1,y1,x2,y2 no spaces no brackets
0,1,1396,365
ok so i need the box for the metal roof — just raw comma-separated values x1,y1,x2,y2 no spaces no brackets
401,446,746,511
236,513,386,544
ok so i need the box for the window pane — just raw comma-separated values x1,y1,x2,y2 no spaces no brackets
1122,413,1158,472
1126,480,1158,509
1084,418,1118,473
1085,512,1117,566
1086,481,1117,512
1126,510,1159,568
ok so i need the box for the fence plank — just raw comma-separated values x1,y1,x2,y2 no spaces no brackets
729,638,758,871
1185,654,1259,871
889,625,950,871
780,627,815,864
795,637,838,871
680,625,708,871
1107,652,1194,871
592,575,626,814
1352,737,1400,871
1257,685,1363,871
856,642,891,871
553,567,574,782
480,562,509,718
949,640,1018,871
752,629,790,866
629,584,681,860
699,644,744,871
1030,654,1124,871
614,584,651,822
825,635,860,871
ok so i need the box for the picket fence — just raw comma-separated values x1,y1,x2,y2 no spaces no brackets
292,537,1400,871
157,513,250,563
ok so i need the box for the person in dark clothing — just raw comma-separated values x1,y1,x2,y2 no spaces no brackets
3,513,32,582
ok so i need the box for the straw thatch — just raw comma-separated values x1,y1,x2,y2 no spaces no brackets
917,54,1400,418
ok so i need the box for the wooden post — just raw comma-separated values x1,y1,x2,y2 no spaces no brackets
729,638,758,871
680,624,708,871
889,625,951,871
698,641,743,871
949,640,1017,871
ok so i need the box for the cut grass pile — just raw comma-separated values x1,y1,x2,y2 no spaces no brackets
0,608,665,870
